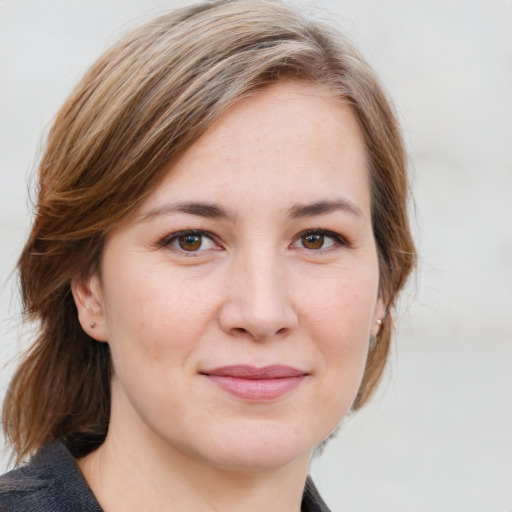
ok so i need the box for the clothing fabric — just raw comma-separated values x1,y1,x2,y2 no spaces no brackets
0,442,331,511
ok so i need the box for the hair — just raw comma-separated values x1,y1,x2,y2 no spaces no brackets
3,0,416,463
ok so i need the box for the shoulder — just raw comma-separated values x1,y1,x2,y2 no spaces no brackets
0,443,103,512
302,476,332,512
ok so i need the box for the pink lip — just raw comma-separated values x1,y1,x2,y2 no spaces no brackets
201,365,307,401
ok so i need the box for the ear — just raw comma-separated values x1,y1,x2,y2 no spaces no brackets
370,297,387,339
71,273,108,342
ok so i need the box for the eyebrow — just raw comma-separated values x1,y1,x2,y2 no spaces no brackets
138,198,364,223
138,201,233,223
288,199,364,219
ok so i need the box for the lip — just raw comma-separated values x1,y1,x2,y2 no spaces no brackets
200,365,307,401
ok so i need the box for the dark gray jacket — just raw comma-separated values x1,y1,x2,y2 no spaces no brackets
0,442,331,511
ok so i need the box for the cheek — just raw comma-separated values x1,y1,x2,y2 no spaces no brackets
299,269,378,345
100,258,219,361
297,270,377,403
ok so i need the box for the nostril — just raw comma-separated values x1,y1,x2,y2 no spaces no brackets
230,325,289,340
219,301,298,340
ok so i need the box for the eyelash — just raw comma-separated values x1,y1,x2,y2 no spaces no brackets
159,228,349,256
159,229,220,256
292,228,349,252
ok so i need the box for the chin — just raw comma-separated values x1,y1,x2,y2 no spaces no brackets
185,419,324,472
204,445,311,472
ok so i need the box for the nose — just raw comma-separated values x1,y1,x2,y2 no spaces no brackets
218,249,298,341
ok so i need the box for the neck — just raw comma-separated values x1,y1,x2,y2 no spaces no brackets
77,416,311,512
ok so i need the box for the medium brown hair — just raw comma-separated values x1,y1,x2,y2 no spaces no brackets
3,0,416,463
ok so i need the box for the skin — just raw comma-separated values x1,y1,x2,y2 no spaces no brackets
73,80,385,512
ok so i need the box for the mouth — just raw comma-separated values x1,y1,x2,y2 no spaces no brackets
200,365,308,401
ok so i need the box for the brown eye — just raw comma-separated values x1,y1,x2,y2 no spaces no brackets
302,234,325,250
178,234,203,251
163,230,218,255
291,230,341,251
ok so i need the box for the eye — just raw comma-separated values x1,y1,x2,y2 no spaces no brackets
291,229,345,251
162,230,218,253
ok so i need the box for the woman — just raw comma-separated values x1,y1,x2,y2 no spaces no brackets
0,1,415,510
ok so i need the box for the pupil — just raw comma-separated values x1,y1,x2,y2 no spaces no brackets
179,235,202,251
304,234,323,249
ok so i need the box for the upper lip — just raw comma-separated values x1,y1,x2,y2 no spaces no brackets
200,365,307,379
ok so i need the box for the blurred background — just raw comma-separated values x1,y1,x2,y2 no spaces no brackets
1,0,510,510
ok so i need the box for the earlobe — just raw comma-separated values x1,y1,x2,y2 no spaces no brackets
71,274,108,342
371,297,387,339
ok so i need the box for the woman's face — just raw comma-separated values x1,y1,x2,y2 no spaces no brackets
75,81,384,471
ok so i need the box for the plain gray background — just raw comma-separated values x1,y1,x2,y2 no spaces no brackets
1,0,511,510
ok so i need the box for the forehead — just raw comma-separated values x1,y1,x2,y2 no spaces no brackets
139,80,370,220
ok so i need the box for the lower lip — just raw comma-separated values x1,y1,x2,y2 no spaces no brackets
205,375,305,401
